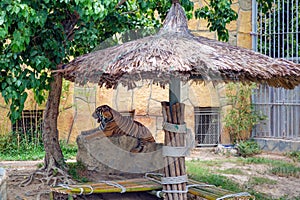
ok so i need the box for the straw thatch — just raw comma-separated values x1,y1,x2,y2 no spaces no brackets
61,2,300,89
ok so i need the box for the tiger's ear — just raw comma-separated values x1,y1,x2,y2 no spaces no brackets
101,105,111,111
101,105,113,119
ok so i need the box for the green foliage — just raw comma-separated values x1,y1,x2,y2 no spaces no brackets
187,161,241,192
67,161,89,183
240,157,300,178
217,168,244,175
248,176,277,186
194,0,273,42
0,0,194,123
223,83,266,142
285,151,300,162
237,139,262,157
60,140,77,160
194,0,238,41
0,131,77,161
240,157,287,165
0,131,44,160
270,164,300,178
187,158,295,200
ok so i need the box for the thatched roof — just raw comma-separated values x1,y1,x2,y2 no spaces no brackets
61,2,300,89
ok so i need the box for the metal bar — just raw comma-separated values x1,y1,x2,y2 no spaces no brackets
260,7,263,53
282,0,285,58
291,0,294,59
264,11,267,55
287,0,290,58
273,0,276,58
297,0,299,62
269,5,272,57
278,0,281,57
252,0,258,51
276,88,280,137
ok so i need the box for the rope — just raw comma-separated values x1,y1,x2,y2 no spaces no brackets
161,175,188,185
162,189,188,194
162,183,215,194
216,192,252,200
99,181,127,193
187,184,215,189
156,191,163,198
86,185,94,195
162,146,188,157
57,183,94,195
57,183,72,190
163,122,187,133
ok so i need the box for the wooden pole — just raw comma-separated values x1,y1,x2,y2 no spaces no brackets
162,102,177,200
162,101,187,200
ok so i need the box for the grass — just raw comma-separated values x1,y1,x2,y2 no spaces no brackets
0,145,45,160
270,164,300,178
186,156,300,200
248,176,277,186
238,157,300,178
285,151,300,162
0,131,77,161
67,161,89,183
187,160,274,199
186,160,241,192
217,168,244,175
239,157,289,166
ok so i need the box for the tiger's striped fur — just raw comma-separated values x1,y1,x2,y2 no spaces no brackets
85,105,155,153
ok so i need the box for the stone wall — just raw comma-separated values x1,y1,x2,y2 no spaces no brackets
64,81,229,144
189,0,252,48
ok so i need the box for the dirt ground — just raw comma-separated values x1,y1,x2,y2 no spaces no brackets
1,149,300,200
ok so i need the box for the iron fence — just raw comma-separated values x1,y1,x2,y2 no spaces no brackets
252,0,300,139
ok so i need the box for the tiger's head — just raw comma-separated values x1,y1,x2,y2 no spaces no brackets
92,105,114,130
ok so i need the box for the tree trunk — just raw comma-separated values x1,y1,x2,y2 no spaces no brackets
42,71,65,170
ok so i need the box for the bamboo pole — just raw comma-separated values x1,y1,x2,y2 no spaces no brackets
173,103,187,200
161,102,187,200
162,101,177,200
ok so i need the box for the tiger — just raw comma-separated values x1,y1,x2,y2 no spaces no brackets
83,105,155,153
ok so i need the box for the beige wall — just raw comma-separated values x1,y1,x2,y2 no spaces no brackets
0,0,252,145
189,0,252,48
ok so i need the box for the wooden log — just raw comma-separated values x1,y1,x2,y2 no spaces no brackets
161,102,187,200
173,103,187,200
161,102,176,200
171,103,184,200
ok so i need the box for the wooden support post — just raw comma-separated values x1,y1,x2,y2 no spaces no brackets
161,102,187,200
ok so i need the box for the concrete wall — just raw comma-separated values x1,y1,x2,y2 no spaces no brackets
255,138,300,153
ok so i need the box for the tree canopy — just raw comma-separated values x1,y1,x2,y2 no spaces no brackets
0,0,194,122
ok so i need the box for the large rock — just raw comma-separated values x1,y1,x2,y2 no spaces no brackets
77,132,164,176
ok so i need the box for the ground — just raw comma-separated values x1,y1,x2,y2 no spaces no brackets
1,149,300,200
